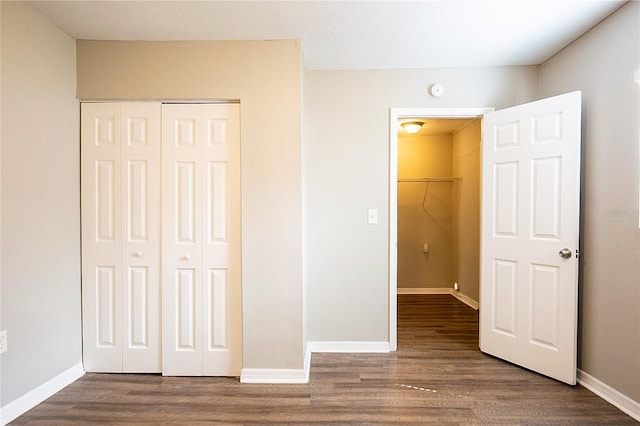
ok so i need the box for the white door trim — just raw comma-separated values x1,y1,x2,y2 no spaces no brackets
388,107,494,351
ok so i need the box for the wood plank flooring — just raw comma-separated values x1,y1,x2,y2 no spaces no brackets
12,295,636,424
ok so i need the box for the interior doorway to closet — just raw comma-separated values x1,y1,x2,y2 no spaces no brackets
388,107,492,351
397,118,478,297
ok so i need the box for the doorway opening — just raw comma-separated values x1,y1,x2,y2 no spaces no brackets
388,107,493,351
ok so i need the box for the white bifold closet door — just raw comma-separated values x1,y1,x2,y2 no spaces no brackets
82,102,241,376
81,102,162,373
161,104,242,376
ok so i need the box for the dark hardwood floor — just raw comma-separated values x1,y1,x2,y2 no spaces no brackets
12,295,636,424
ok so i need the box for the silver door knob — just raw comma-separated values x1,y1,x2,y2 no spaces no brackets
559,248,572,259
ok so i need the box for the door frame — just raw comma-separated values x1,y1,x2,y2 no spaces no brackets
388,107,494,351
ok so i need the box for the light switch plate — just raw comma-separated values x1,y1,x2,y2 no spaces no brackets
367,209,378,224
0,330,7,354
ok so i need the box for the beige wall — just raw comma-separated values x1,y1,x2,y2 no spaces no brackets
398,133,453,288
304,66,539,341
539,2,640,402
76,40,304,369
452,120,481,303
1,1,81,406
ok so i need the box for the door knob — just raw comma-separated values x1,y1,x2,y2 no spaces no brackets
134,250,143,257
559,248,572,259
183,253,191,261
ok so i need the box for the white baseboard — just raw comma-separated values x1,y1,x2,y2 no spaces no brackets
304,344,312,383
240,368,308,384
577,369,640,422
398,287,451,295
1,362,85,425
307,341,390,353
241,341,391,384
301,341,389,384
452,291,479,310
398,287,479,310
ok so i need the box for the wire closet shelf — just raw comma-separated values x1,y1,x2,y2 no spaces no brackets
397,177,462,214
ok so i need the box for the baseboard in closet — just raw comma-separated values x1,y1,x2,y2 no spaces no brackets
398,287,479,310
397,287,451,295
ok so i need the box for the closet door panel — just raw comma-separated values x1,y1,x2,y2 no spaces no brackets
206,269,228,349
121,103,161,372
176,268,198,350
96,266,118,347
95,160,118,242
81,103,123,372
162,104,241,376
202,104,242,376
175,161,197,243
162,104,204,376
206,161,229,264
126,266,149,345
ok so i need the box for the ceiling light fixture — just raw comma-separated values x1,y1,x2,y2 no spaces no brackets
401,121,424,135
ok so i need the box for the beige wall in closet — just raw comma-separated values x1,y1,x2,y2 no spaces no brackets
397,133,453,290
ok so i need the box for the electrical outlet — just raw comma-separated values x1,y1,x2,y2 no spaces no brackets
0,330,7,354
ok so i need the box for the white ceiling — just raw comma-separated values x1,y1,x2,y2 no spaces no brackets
398,118,477,137
28,0,625,71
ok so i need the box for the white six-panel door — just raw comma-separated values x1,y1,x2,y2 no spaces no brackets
81,102,161,373
480,91,581,385
161,104,242,376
